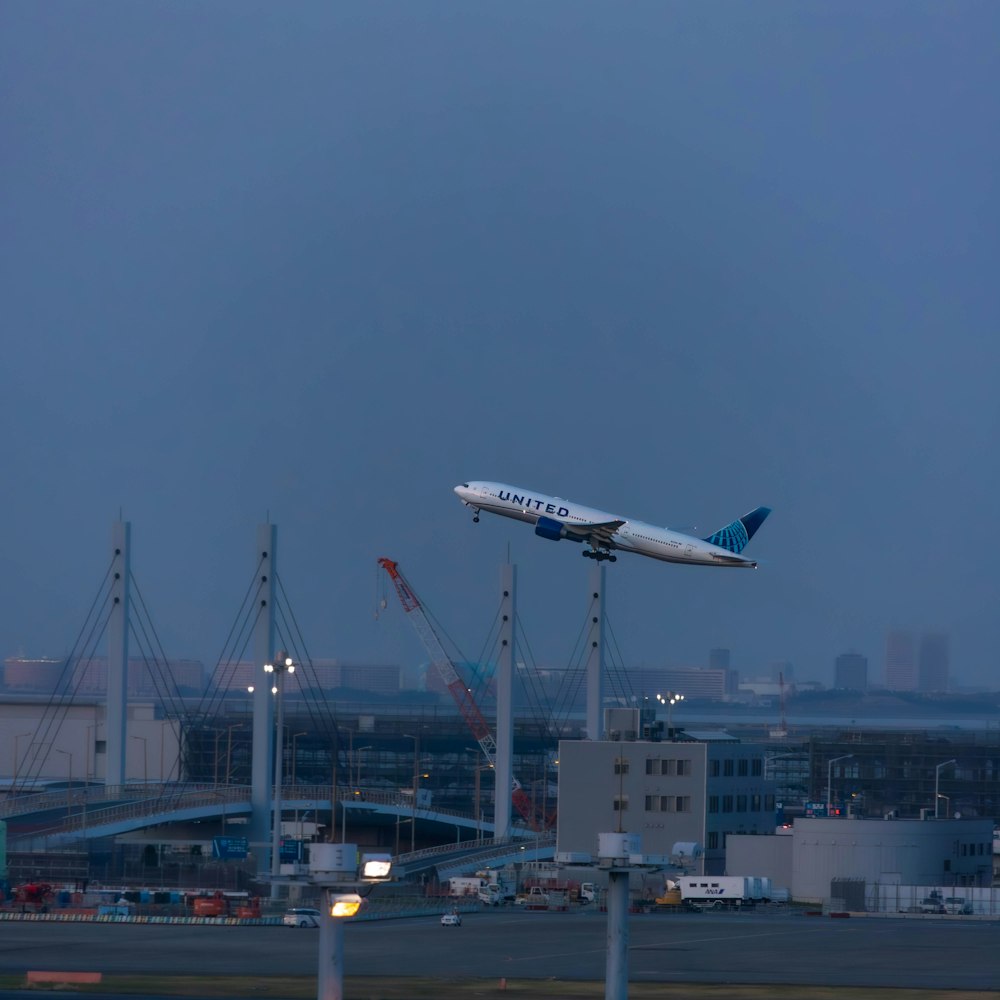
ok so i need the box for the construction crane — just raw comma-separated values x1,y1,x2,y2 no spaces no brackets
377,557,549,830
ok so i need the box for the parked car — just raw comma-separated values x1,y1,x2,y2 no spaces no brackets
916,896,945,914
943,897,973,915
283,907,321,928
440,911,462,927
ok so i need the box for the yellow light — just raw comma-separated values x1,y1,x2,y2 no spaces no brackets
330,893,363,918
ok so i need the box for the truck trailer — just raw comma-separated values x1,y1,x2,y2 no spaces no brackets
677,876,771,910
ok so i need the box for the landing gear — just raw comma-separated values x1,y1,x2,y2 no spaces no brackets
583,550,617,563
472,512,480,523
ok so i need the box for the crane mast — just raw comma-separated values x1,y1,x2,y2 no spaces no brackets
377,557,545,830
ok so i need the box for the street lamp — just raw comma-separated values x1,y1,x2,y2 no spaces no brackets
10,732,31,798
309,844,393,1000
465,747,494,840
264,650,295,886
826,754,854,815
656,691,685,737
402,733,420,853
935,759,956,819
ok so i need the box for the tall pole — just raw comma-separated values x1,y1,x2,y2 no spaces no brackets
251,524,278,877
495,562,515,839
411,735,419,853
106,521,131,788
270,662,287,890
605,870,629,1000
585,565,606,740
935,759,956,818
826,754,853,815
318,905,346,1000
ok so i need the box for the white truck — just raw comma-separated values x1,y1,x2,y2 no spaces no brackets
447,876,488,899
677,876,771,910
477,879,516,905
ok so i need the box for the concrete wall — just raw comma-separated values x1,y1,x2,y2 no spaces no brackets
791,817,994,904
725,830,793,890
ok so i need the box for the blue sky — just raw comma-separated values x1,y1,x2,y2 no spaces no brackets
2,2,998,691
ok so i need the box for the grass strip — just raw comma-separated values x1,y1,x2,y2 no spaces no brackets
2,976,996,1000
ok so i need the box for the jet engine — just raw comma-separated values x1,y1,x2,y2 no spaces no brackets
535,516,576,542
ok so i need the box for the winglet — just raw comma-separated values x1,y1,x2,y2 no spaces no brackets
703,506,771,554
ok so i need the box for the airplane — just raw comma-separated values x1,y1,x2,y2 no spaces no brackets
453,481,771,568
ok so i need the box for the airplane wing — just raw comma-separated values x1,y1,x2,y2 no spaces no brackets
562,519,626,548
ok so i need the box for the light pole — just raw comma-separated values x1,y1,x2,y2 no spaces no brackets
826,754,854,815
265,651,294,889
937,793,951,819
403,733,420,853
465,747,494,840
130,735,148,786
935,759,956,819
656,691,685,738
290,730,306,842
10,732,31,798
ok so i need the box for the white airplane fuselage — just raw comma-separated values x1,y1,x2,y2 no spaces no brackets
454,481,766,568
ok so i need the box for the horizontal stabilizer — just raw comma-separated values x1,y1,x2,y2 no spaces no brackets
703,506,771,554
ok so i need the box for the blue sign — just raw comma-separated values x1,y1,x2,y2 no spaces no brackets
804,802,829,818
212,836,249,860
279,838,302,862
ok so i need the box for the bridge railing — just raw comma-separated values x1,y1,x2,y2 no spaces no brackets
5,782,485,849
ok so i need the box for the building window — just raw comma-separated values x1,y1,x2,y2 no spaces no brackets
736,795,747,812
707,832,718,850
613,796,628,812
644,795,655,812
738,759,749,777
708,795,719,814
752,759,763,777
676,759,691,777
710,760,720,777
751,793,761,811
723,759,734,777
675,795,691,812
764,794,775,811
614,758,629,775
645,758,658,776
722,795,733,813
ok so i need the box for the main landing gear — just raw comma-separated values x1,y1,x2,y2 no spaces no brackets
471,509,480,523
583,549,617,562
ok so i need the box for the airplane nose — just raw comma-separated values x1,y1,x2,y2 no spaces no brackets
454,484,470,498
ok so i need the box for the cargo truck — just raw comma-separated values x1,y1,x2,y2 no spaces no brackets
677,876,771,910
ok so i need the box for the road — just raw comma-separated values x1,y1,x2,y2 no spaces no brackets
0,909,997,990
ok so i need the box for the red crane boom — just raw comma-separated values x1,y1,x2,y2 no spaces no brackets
377,557,546,830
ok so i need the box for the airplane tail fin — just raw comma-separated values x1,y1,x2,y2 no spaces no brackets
702,506,771,554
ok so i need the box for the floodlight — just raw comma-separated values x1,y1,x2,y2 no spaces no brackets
329,892,363,918
360,853,393,880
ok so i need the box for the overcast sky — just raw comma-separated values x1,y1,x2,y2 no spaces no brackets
2,2,998,693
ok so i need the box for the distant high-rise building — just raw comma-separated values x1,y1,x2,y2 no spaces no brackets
918,632,949,692
834,652,868,691
709,648,730,671
884,630,917,691
708,648,739,696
